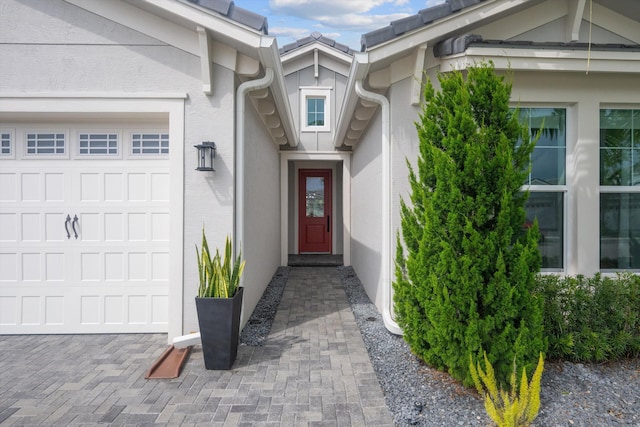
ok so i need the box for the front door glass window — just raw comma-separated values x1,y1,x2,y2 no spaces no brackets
306,177,324,217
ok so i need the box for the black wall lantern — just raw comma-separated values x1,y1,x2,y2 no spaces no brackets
195,141,216,171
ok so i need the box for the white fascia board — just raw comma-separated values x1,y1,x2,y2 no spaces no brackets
0,92,187,99
0,94,188,115
438,47,640,73
258,37,299,146
366,0,537,64
334,53,371,148
137,0,264,49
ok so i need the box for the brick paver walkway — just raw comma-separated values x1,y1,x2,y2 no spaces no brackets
0,267,393,426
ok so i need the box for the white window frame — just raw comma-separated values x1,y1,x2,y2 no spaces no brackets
599,106,640,271
76,131,121,158
517,105,569,272
129,131,170,158
300,87,331,133
23,130,68,158
0,129,15,159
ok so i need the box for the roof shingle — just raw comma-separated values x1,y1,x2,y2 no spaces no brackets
185,0,268,33
361,0,487,50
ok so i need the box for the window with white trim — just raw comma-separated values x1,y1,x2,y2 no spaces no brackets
131,133,169,155
600,108,640,270
1,131,12,156
79,133,118,156
519,107,567,270
26,132,66,155
301,88,330,132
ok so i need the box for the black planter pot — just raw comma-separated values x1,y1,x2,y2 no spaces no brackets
195,287,243,370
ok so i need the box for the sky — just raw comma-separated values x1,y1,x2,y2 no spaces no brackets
235,0,446,50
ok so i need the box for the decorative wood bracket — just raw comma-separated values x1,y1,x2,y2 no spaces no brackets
411,43,428,106
197,26,213,95
567,0,587,42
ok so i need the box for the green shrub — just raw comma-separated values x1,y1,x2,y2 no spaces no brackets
394,61,546,387
535,273,640,361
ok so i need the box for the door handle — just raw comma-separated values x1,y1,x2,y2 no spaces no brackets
64,215,71,239
72,215,79,239
327,215,330,233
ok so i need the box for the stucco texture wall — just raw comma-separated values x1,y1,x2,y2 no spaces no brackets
350,110,384,309
241,97,282,327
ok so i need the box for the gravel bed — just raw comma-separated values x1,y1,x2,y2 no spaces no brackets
241,266,640,426
239,266,290,346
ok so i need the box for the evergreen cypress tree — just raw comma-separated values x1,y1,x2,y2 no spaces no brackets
394,62,546,387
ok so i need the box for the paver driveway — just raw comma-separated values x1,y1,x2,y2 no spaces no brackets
0,267,393,426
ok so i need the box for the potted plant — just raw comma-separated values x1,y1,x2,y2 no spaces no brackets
195,228,245,370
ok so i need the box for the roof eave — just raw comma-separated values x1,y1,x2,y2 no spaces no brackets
440,46,640,73
334,53,371,148
364,0,537,67
258,37,299,147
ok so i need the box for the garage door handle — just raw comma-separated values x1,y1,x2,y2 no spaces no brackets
327,215,330,233
72,215,79,239
65,215,71,239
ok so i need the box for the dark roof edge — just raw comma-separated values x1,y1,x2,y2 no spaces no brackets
361,0,486,51
434,34,640,56
279,31,355,56
185,0,268,34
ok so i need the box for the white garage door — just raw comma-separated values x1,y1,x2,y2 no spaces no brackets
0,128,170,333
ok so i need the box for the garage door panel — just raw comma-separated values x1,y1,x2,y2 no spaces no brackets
0,287,168,333
0,213,18,241
0,138,170,334
0,253,18,281
0,173,18,201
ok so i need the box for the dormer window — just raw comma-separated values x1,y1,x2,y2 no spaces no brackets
301,87,331,132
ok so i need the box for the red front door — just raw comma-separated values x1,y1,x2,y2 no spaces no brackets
298,169,332,253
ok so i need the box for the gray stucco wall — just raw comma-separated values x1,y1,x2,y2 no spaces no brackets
350,110,384,309
242,97,282,326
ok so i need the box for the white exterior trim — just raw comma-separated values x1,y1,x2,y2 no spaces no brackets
439,47,640,73
300,87,332,133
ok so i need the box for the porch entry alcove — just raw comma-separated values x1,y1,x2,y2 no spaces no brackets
299,169,332,253
280,152,351,266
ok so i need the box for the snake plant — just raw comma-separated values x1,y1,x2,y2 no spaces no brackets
196,229,245,298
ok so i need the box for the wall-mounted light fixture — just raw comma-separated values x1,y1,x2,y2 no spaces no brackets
195,141,216,171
